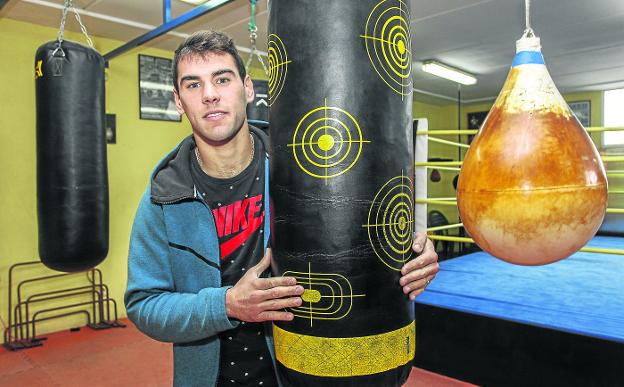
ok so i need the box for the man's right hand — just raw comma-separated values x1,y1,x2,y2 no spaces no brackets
225,248,303,322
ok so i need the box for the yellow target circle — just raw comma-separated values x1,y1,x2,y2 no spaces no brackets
363,0,412,96
309,126,343,160
365,174,415,270
318,134,334,151
289,103,368,179
268,34,289,106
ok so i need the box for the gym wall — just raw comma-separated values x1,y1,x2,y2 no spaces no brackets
0,18,334,341
0,16,616,341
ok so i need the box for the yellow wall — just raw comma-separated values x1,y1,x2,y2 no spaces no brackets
0,17,278,342
0,18,192,341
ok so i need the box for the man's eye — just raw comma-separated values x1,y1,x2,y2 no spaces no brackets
216,77,230,85
186,82,200,89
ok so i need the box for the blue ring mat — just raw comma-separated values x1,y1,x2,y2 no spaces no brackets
416,236,624,343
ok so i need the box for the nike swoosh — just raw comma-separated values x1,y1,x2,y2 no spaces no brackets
220,212,264,259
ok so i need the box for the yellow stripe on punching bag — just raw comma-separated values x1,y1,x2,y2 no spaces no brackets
273,321,415,377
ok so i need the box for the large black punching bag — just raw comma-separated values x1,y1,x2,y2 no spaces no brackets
269,1,415,386
35,40,109,272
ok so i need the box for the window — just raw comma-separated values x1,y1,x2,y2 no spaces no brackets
604,89,624,146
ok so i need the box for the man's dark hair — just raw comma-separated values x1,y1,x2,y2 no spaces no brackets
172,30,247,92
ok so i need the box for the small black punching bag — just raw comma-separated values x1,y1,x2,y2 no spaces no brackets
35,40,109,272
269,1,415,386
247,79,269,132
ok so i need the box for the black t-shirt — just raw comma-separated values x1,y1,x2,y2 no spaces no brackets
190,133,277,386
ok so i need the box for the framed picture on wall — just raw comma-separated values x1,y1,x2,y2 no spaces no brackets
138,54,181,122
569,100,591,127
467,111,488,144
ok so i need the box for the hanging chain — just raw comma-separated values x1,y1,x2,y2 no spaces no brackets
55,0,94,55
55,0,71,55
244,0,269,76
74,5,94,48
522,0,535,38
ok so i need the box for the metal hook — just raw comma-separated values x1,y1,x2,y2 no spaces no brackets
52,44,66,58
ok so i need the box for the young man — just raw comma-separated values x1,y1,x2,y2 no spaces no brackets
125,30,439,387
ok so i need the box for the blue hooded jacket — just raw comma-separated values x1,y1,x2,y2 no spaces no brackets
125,127,278,386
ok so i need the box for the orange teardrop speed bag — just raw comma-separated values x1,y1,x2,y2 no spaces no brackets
457,34,607,265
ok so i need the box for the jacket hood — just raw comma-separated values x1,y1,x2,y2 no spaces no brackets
150,125,269,204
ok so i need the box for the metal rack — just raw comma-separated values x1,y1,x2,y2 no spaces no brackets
3,261,124,350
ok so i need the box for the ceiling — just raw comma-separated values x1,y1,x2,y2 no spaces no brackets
3,0,624,104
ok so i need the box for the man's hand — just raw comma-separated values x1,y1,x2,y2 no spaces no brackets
226,248,304,322
400,232,439,300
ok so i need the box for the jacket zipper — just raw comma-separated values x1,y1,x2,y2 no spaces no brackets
195,189,225,387
161,188,224,386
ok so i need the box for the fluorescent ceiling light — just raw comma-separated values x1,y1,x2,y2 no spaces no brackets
179,0,209,5
421,60,477,85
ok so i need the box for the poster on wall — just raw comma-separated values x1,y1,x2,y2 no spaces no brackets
569,100,591,127
138,54,181,122
467,111,488,144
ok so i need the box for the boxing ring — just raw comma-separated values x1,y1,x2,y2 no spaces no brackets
412,124,624,385
418,235,624,342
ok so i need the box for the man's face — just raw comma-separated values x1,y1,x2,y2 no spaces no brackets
174,52,254,145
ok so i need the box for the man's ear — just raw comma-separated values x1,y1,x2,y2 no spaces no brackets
173,89,185,115
245,75,255,104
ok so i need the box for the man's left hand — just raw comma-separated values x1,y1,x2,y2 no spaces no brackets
399,232,439,300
